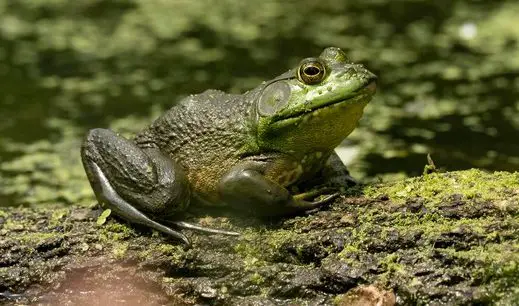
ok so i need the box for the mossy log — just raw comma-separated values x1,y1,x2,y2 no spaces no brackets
0,169,518,305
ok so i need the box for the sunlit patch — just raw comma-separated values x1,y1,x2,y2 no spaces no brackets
38,261,171,305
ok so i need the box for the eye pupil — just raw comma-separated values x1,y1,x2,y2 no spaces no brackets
304,66,320,76
298,59,326,84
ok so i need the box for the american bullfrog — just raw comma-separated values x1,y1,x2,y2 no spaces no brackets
81,47,377,244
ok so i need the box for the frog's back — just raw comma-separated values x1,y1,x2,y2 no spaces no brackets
134,89,256,199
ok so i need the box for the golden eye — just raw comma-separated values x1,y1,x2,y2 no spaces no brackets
298,59,326,84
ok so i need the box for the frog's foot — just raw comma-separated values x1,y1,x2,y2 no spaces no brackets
219,162,340,217
162,220,240,236
292,187,337,201
290,189,339,212
91,162,191,245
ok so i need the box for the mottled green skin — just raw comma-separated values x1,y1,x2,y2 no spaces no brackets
134,89,256,201
81,47,376,243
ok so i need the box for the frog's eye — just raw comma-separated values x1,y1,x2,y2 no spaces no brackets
297,59,326,85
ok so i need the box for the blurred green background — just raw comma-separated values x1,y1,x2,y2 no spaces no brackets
1,0,518,208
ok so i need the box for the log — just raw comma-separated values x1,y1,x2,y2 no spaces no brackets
0,169,518,305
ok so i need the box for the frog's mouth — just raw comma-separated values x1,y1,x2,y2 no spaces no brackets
275,80,376,122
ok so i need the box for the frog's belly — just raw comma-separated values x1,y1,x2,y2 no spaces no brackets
182,157,236,205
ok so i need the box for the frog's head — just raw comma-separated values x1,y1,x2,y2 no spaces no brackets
253,47,377,156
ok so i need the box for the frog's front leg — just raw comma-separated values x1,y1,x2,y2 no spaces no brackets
81,128,237,244
297,152,357,194
218,158,338,216
319,152,358,188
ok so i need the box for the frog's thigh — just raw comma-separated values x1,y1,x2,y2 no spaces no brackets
218,165,291,215
219,162,335,216
81,128,190,216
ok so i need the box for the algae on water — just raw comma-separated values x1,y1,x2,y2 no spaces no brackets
1,1,519,209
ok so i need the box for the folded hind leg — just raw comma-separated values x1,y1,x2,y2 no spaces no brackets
81,128,195,243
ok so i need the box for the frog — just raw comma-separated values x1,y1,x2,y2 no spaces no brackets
81,47,377,245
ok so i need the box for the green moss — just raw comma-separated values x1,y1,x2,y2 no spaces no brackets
234,229,299,263
103,222,133,235
2,218,31,231
50,208,69,227
241,255,265,271
387,217,490,243
135,241,186,263
338,244,361,260
446,242,519,271
438,243,519,302
112,241,129,259
15,232,63,244
333,294,345,306
137,248,152,260
97,221,135,243
377,253,406,285
156,243,184,256
249,272,265,285
364,169,519,208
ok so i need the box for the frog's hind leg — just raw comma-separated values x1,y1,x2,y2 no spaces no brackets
90,162,191,244
81,128,193,244
91,162,239,242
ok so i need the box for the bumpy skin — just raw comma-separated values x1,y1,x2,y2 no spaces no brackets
81,47,377,244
